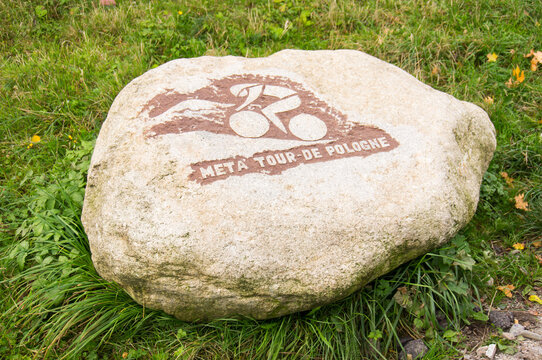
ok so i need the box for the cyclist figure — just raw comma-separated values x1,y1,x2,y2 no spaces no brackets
229,83,328,141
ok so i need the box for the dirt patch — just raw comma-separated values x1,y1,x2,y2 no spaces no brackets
463,303,542,359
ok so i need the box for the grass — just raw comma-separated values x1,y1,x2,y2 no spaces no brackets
1,0,541,358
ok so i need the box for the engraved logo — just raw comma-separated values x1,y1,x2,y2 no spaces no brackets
141,74,399,185
227,82,327,141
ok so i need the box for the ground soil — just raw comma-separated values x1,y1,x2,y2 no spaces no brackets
461,301,542,359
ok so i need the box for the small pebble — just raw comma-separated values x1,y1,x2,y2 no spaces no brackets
509,323,525,337
506,323,542,341
476,346,488,357
521,330,542,341
485,343,497,359
399,339,428,360
489,310,514,330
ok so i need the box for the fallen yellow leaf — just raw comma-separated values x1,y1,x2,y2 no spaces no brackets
512,66,525,83
431,65,440,75
529,295,542,305
31,134,41,143
512,243,525,250
515,193,529,211
487,53,498,62
497,285,515,298
517,70,525,83
525,49,535,58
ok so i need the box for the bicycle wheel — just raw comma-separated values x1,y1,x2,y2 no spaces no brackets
288,114,328,141
229,111,270,138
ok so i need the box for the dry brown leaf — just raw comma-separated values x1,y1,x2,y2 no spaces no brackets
531,58,538,72
431,65,440,75
500,171,514,186
515,193,529,211
532,240,542,248
527,50,542,71
505,77,514,88
525,49,535,58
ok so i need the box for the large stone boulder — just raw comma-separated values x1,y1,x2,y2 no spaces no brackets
82,49,496,321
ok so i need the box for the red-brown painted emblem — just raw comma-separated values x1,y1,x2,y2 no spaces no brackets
141,74,399,184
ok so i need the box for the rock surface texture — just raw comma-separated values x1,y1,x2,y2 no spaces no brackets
82,50,496,321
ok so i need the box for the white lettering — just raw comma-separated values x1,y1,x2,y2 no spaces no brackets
325,146,335,156
334,144,345,154
266,155,277,165
352,141,362,151
214,163,226,176
368,139,381,149
343,143,355,153
311,148,322,159
253,156,266,167
301,149,313,160
237,160,249,171
285,152,296,163
378,137,390,147
275,153,287,164
200,166,215,179
360,140,371,150
223,161,235,173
